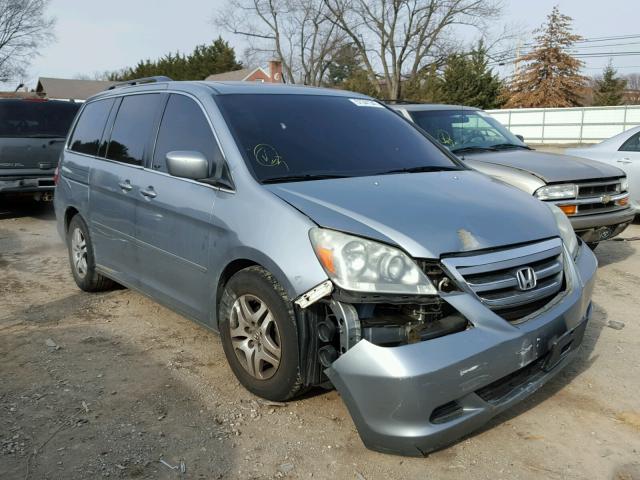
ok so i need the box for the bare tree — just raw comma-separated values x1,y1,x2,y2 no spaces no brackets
0,0,54,81
626,73,640,105
323,0,501,99
215,0,344,85
627,73,640,90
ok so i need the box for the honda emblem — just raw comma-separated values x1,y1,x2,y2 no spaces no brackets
516,266,537,291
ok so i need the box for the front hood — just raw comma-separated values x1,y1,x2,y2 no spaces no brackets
464,149,625,183
266,171,559,258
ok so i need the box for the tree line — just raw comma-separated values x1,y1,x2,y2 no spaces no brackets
0,1,635,108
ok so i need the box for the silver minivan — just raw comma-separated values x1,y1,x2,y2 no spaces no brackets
55,78,597,456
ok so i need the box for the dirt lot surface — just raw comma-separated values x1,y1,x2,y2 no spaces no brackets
1,200,640,480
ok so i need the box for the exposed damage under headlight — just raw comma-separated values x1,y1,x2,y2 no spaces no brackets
294,238,598,456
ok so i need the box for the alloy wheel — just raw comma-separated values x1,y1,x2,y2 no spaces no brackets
229,294,281,380
71,227,88,279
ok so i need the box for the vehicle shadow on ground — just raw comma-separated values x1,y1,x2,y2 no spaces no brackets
0,198,55,221
0,307,240,479
596,238,637,267
444,301,608,452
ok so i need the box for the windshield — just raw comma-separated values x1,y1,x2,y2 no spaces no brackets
0,100,80,138
215,94,461,183
409,109,526,153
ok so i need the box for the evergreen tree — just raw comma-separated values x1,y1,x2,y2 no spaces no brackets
504,7,586,108
592,62,627,106
325,44,378,97
110,37,242,81
438,42,504,109
326,44,361,86
403,65,442,103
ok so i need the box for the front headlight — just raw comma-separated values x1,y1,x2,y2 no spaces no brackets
534,184,578,201
309,228,437,295
548,204,579,258
620,177,629,193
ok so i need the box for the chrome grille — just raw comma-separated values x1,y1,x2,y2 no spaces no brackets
441,238,565,322
559,178,629,217
577,179,620,199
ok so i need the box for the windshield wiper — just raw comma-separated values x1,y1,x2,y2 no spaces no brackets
490,143,532,150
376,165,461,175
450,146,497,154
261,174,352,184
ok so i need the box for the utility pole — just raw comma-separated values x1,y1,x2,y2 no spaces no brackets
514,40,523,77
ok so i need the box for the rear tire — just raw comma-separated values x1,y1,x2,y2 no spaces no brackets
219,266,303,401
67,215,114,292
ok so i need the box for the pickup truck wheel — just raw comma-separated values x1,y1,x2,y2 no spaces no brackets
67,215,114,292
219,266,303,401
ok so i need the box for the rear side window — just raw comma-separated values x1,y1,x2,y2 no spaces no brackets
152,94,222,174
619,132,640,152
0,99,79,138
106,94,162,166
69,99,114,156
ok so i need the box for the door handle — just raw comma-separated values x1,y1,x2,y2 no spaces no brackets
118,180,133,191
140,187,157,199
617,159,632,164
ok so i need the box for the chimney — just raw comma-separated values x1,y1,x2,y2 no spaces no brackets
268,60,283,83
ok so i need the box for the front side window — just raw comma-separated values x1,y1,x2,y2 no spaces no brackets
69,98,114,156
153,94,223,175
620,132,640,152
215,94,460,183
106,94,162,166
0,99,80,139
409,109,526,153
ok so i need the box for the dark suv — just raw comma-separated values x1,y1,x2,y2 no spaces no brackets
0,98,80,200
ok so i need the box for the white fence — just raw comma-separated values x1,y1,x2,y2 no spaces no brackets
487,105,640,144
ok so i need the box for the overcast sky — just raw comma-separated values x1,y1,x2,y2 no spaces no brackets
5,0,639,91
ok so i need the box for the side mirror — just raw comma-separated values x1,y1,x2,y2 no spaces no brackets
166,151,208,180
515,134,525,142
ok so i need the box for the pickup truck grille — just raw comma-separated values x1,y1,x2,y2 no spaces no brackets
562,178,629,217
577,180,620,198
441,238,565,323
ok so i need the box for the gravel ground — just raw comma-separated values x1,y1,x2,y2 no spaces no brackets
1,199,639,480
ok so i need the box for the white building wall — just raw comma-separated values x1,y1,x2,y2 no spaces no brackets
486,105,640,144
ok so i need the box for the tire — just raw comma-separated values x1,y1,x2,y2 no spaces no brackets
67,215,114,292
587,242,599,250
219,266,303,401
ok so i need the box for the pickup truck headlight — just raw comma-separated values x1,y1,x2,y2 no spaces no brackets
548,204,579,258
309,228,437,295
535,184,578,201
621,177,629,193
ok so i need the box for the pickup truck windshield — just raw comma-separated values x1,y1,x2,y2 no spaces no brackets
215,94,461,183
409,109,527,153
0,100,79,138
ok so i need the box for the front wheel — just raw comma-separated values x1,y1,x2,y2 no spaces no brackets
67,215,114,292
219,266,303,401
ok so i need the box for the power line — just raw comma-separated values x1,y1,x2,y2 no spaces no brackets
583,65,640,70
489,34,640,59
573,34,640,44
565,41,640,50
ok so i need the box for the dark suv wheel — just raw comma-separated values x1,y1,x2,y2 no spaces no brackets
67,215,114,292
219,266,303,401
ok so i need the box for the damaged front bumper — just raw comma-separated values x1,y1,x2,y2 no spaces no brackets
325,242,597,456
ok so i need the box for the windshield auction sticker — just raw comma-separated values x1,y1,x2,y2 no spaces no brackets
349,98,384,108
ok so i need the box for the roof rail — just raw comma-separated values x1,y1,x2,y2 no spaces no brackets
380,99,426,105
107,76,173,90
